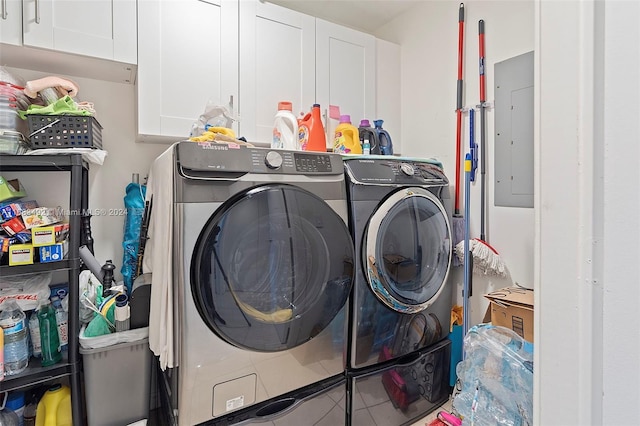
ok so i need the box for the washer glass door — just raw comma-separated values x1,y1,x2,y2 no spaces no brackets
191,184,354,351
364,187,451,313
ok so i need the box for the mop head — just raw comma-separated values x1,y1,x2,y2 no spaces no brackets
455,238,507,277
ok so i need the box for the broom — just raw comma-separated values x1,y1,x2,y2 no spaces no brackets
454,19,507,278
452,3,466,257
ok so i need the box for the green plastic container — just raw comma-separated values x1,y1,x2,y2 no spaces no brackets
38,301,62,367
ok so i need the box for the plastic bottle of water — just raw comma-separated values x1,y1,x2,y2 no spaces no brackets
51,296,68,351
28,312,41,358
0,300,29,376
5,391,25,426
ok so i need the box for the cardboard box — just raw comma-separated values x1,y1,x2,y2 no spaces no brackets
0,177,26,203
484,287,534,343
38,240,69,263
8,243,34,266
0,200,39,221
31,223,70,247
21,206,63,229
1,216,26,235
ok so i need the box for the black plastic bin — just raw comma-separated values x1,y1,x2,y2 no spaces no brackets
27,115,103,149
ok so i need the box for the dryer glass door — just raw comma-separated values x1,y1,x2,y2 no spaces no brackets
364,187,451,313
191,184,354,351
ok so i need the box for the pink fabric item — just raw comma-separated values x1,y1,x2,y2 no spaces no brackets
23,76,79,98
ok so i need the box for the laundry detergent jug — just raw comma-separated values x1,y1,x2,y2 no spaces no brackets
298,104,326,152
358,119,381,155
333,115,361,154
35,384,71,426
272,101,299,150
374,119,394,155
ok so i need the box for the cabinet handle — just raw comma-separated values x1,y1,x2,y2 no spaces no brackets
35,0,40,24
1,0,7,20
229,95,234,110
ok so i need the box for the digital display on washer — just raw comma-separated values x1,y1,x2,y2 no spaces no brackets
294,153,332,173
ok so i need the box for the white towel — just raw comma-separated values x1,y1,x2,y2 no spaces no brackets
143,143,178,370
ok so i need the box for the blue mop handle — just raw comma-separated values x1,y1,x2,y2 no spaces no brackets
462,154,472,347
470,108,478,182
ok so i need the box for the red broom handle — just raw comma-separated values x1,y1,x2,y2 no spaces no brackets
454,3,465,215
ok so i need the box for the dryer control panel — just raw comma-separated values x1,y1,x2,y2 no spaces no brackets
344,159,449,186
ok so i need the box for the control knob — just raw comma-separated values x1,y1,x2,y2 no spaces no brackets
400,163,415,176
265,151,283,169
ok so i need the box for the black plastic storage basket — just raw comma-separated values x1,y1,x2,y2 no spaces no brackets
27,115,103,149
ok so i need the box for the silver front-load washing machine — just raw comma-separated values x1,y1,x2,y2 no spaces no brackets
163,142,354,425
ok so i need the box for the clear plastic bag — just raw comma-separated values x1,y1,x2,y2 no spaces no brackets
189,98,237,138
452,324,533,426
0,272,52,312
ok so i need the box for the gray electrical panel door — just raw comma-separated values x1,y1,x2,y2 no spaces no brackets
494,51,534,208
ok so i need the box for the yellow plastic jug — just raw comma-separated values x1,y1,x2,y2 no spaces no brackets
35,384,71,426
333,115,362,154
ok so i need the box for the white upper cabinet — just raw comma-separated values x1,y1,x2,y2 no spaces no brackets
315,18,376,148
238,1,315,144
137,0,239,142
22,0,137,63
376,38,401,154
0,0,22,46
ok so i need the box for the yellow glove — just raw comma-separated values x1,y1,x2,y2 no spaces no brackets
189,127,236,142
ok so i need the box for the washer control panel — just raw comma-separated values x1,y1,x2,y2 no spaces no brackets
293,152,333,173
175,142,342,176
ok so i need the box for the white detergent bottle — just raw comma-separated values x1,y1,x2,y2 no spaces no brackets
272,101,299,150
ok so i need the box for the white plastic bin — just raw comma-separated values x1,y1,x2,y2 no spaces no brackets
79,327,151,426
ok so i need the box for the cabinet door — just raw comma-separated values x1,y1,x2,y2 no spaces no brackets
22,0,136,63
0,0,22,46
137,0,238,142
376,38,401,154
238,0,315,144
316,19,376,149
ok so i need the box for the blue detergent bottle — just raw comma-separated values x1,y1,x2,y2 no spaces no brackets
374,119,393,155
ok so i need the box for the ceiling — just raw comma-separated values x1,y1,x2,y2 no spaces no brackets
265,0,421,34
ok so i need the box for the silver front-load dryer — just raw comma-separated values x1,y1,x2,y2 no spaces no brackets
168,142,354,425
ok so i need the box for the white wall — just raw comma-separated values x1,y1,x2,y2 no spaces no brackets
375,0,534,324
601,1,640,420
7,67,169,282
536,0,640,424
